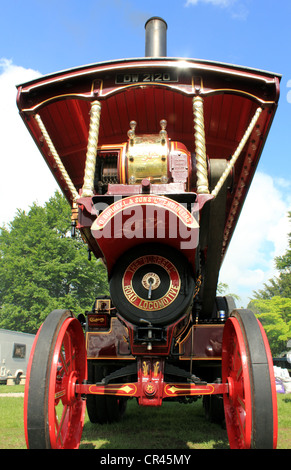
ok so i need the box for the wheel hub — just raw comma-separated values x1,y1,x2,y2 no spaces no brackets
61,371,79,406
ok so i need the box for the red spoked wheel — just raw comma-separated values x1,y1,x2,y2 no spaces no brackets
222,309,277,449
24,310,87,449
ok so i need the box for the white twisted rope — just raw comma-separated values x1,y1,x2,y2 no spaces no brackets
82,100,102,197
35,114,79,200
211,107,262,197
193,96,209,194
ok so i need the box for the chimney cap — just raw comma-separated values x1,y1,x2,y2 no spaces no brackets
144,17,168,29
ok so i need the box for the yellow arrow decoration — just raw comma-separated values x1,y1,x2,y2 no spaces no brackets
165,384,214,395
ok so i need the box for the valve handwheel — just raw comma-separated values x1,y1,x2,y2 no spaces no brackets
222,309,277,449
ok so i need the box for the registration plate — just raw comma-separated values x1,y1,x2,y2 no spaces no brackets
116,71,178,84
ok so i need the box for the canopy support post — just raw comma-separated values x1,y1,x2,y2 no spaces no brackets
34,114,79,201
82,100,102,197
211,107,262,197
193,96,209,194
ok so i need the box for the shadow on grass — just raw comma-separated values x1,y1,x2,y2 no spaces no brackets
80,399,229,450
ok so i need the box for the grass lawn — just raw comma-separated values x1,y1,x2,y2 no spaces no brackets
0,385,290,449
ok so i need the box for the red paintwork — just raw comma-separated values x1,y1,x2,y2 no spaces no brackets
75,357,228,406
86,317,132,359
179,324,224,359
221,314,278,449
137,357,165,406
75,382,228,401
19,52,280,449
90,194,200,274
122,315,186,357
77,191,212,271
85,315,224,360
17,57,280,262
222,317,252,448
48,317,86,449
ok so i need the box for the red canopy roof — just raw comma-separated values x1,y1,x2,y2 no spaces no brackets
16,57,280,258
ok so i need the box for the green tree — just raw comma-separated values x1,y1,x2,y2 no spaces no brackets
253,211,291,300
274,213,291,298
217,282,240,302
249,296,291,355
0,192,109,333
248,211,291,354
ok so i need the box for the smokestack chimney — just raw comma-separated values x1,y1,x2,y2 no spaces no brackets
145,17,167,57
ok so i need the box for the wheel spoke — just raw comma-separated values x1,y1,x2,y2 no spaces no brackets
237,395,245,411
59,349,68,375
54,408,64,447
235,407,246,445
236,365,242,381
55,404,69,446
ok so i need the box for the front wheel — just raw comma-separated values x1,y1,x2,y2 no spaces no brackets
24,310,87,449
222,309,277,449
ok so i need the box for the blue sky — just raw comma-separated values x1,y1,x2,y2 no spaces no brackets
0,0,291,305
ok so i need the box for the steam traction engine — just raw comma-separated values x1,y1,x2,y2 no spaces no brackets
19,18,280,449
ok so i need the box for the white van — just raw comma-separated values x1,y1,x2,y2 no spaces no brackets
0,329,35,384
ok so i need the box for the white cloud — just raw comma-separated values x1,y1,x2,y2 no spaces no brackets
186,0,236,7
185,0,236,7
0,59,59,226
185,0,248,20
219,172,291,306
